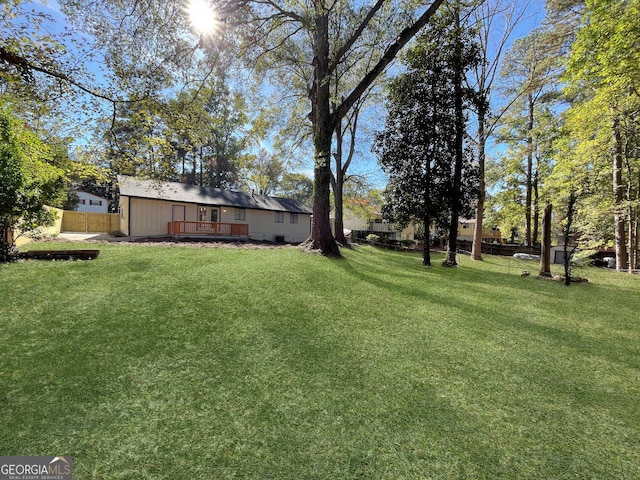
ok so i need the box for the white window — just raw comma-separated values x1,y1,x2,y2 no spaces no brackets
199,207,208,221
275,211,284,223
290,213,298,224
89,199,103,206
235,208,246,221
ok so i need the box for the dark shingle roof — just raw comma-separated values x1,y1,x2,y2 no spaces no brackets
118,176,312,214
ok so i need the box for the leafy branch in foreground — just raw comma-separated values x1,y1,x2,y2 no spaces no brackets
0,106,67,261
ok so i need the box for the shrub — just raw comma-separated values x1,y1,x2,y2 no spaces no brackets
366,234,380,244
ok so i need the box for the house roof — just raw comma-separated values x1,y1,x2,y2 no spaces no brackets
73,189,108,201
118,176,312,214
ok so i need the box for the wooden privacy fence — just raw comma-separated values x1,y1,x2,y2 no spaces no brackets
62,211,120,233
457,239,540,257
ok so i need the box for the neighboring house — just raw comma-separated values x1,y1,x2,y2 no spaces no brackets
74,190,109,213
340,209,415,243
457,219,502,243
341,211,501,246
117,176,312,242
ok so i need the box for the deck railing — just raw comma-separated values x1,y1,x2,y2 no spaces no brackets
168,221,249,238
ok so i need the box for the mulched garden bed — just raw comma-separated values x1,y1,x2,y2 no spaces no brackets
20,249,100,261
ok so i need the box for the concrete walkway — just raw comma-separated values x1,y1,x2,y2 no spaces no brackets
57,232,128,242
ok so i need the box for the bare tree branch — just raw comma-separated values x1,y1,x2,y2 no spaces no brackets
334,0,445,126
0,46,138,103
249,0,307,24
328,0,385,75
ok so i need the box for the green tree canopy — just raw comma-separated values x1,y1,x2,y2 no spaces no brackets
277,173,313,207
560,0,640,270
0,106,67,260
374,4,479,266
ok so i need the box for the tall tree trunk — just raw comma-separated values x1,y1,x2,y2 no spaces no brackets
612,114,628,272
444,3,463,267
1,226,10,246
626,164,638,270
471,92,487,261
305,12,340,256
304,0,445,256
532,169,539,245
563,192,577,286
525,94,534,247
332,106,360,245
629,208,637,270
423,215,432,267
634,211,639,270
332,170,346,244
423,156,432,267
332,117,346,244
539,202,552,277
634,170,640,269
1,226,16,262
628,168,638,270
199,146,204,187
192,153,197,185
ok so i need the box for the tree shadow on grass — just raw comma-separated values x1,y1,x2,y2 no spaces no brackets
331,247,640,376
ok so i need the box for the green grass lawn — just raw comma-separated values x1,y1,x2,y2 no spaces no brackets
1,243,639,479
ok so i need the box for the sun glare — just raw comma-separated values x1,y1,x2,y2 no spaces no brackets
186,0,219,36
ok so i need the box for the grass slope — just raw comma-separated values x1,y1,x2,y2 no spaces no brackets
1,244,639,479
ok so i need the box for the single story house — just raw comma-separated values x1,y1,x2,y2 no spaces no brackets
118,176,312,243
74,190,109,213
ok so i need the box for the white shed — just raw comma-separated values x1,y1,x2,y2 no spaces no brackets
551,245,580,264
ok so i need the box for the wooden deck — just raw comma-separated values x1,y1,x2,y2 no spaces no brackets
168,221,249,239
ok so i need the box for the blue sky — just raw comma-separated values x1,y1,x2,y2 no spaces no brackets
342,0,547,189
25,0,546,189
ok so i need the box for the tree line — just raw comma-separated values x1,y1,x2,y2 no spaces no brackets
374,0,640,273
488,0,640,273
